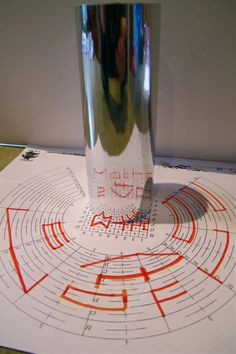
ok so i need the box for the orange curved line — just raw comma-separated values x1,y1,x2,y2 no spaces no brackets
180,187,208,212
57,222,70,243
191,182,226,212
80,252,183,268
42,224,62,250
50,224,64,247
172,196,196,243
211,229,229,275
163,196,196,243
197,229,229,284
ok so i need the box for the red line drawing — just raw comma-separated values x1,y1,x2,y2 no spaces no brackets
79,253,183,288
197,229,229,284
97,186,105,197
79,253,187,316
6,208,48,293
42,222,69,250
111,210,150,232
163,196,196,243
124,213,147,231
61,285,128,312
112,216,127,231
123,170,129,179
87,209,150,235
150,280,188,317
191,181,226,212
90,211,112,229
110,171,121,180
172,196,196,243
57,222,70,242
141,220,150,232
93,168,107,178
111,182,133,198
124,210,139,224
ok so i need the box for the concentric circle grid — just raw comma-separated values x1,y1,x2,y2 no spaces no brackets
0,167,235,340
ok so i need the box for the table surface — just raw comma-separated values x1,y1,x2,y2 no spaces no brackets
0,147,24,172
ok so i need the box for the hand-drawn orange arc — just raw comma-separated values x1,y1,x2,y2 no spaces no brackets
42,222,70,250
6,208,48,294
162,196,196,243
172,196,196,243
197,229,230,284
42,223,63,250
80,252,183,268
57,222,70,242
180,187,207,212
61,285,128,312
191,181,226,212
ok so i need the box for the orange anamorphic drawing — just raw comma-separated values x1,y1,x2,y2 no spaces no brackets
0,154,235,352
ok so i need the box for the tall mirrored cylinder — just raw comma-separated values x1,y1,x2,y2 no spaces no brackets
79,3,154,214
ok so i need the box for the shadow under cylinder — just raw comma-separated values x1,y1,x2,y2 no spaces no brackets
78,3,155,214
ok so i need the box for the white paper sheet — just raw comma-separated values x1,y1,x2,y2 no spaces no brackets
0,148,235,354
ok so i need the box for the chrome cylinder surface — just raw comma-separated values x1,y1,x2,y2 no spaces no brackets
79,4,154,213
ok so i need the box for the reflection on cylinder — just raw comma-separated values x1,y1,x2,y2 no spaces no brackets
79,4,154,213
